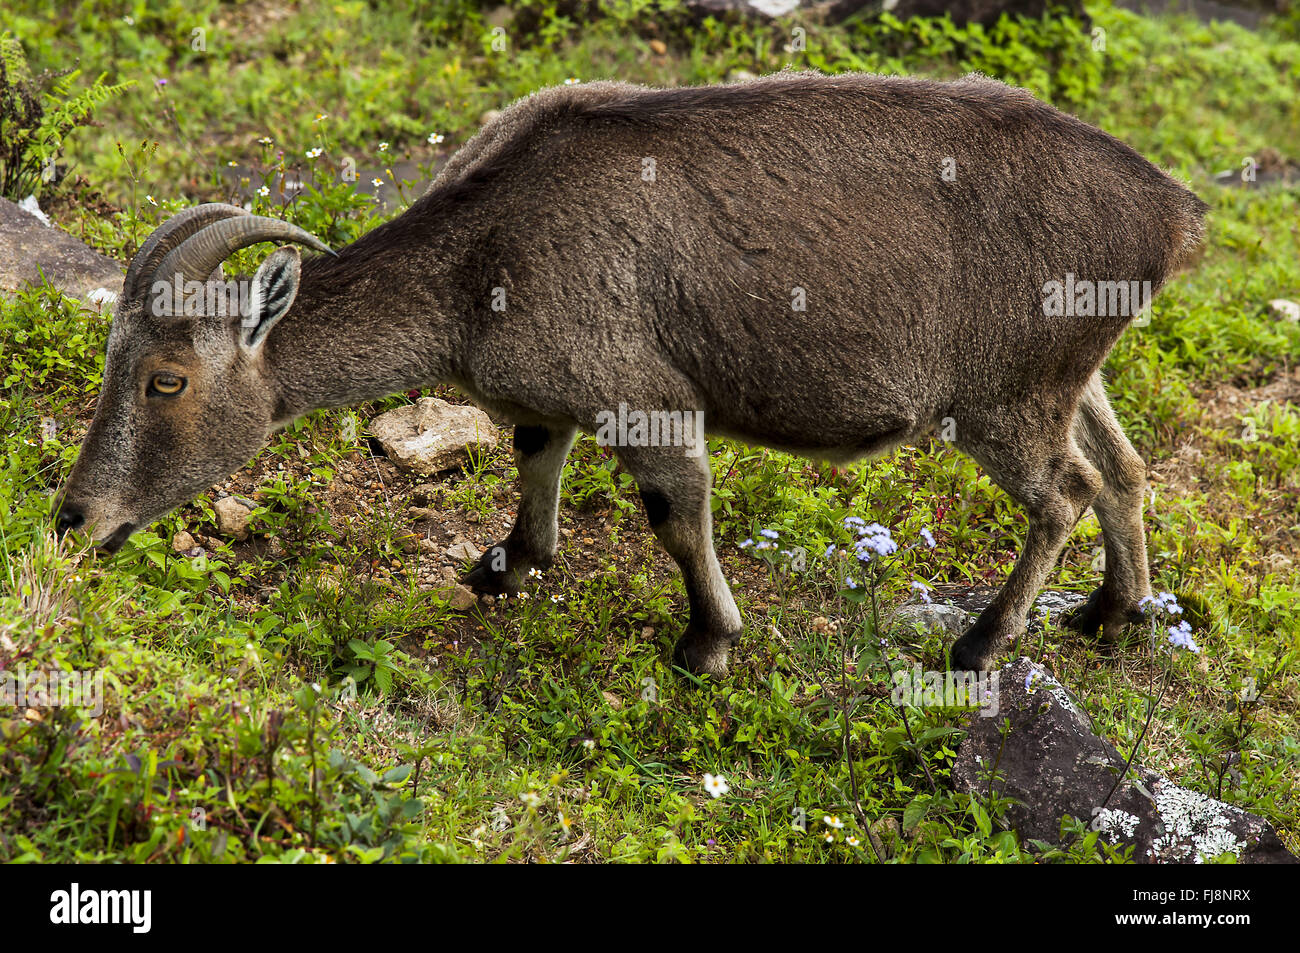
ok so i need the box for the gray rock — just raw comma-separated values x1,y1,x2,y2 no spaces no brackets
891,601,972,638
1025,588,1089,627
369,397,500,476
446,540,481,562
171,531,196,553
892,587,1085,639
953,657,1297,864
213,497,253,540
0,197,124,301
875,0,1086,26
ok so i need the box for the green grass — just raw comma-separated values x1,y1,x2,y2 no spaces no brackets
1,1,1297,863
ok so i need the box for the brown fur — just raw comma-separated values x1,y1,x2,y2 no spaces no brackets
58,71,1206,674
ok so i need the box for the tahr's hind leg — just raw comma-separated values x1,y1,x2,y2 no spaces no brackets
464,422,576,595
1065,372,1152,638
950,418,1102,671
616,442,742,676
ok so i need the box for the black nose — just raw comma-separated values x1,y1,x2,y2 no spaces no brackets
55,503,85,536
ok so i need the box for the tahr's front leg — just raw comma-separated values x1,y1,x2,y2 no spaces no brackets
464,422,576,594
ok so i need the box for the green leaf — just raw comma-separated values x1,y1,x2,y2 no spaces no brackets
903,794,932,832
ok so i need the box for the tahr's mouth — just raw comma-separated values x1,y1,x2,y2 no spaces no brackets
98,522,136,554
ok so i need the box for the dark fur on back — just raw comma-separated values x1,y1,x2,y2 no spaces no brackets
297,71,1204,459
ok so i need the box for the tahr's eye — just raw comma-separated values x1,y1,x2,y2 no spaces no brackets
149,373,186,396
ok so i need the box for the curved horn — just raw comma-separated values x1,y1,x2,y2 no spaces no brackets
123,203,248,299
152,216,335,299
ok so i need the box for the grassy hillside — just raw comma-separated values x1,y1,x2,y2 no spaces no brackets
0,0,1297,862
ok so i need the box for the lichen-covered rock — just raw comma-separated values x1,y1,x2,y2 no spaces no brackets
891,587,1086,638
953,657,1297,863
368,398,500,476
891,602,971,638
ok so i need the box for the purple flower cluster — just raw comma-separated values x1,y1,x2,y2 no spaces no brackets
1140,591,1200,654
841,518,897,561
740,528,782,552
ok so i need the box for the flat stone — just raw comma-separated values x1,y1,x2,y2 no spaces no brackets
953,657,1297,864
0,197,123,301
410,483,439,505
369,397,500,476
436,583,478,611
446,540,481,562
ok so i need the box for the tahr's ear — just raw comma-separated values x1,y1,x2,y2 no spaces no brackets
241,246,301,354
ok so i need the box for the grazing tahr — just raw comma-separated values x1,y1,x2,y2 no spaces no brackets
55,71,1206,675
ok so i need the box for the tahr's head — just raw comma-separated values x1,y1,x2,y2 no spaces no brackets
54,204,331,550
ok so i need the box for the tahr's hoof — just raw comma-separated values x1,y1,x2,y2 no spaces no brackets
1063,587,1145,641
1063,587,1107,635
949,614,1003,672
461,548,521,596
671,627,740,677
672,639,729,676
948,638,990,673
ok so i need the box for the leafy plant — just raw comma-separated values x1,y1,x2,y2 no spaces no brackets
0,31,131,200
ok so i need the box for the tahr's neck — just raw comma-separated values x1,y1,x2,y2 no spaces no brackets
263,208,465,423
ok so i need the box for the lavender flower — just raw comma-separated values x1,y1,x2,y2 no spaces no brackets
1167,619,1200,654
1140,591,1183,615
853,523,897,559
